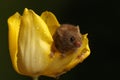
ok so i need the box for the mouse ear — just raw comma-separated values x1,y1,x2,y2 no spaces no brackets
56,27,64,37
76,25,80,33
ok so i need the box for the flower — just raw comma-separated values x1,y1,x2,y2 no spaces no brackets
7,8,90,78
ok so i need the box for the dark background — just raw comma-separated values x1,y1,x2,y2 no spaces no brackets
0,0,119,80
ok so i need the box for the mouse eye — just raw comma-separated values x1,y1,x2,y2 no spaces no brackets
70,36,75,42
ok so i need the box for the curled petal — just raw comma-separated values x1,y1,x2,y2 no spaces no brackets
41,11,60,36
8,12,21,74
42,34,90,77
65,34,90,71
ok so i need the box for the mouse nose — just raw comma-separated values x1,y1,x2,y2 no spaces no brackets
74,41,81,47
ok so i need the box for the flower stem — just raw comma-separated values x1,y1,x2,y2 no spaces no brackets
33,76,39,80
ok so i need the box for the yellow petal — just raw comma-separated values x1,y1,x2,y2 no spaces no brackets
41,11,60,36
65,34,90,70
17,8,53,76
42,34,90,77
7,12,21,73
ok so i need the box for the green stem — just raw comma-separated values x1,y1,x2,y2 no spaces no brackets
33,76,39,80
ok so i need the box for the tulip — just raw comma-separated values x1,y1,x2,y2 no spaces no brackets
7,8,90,79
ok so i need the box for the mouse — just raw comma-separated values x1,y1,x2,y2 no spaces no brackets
51,24,82,56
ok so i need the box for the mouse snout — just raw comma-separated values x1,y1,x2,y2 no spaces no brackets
74,41,82,47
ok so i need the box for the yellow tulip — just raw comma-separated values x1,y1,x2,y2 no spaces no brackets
7,8,90,78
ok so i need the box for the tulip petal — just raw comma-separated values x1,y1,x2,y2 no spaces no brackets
17,8,53,76
41,11,60,36
8,12,21,73
65,34,90,70
43,34,90,77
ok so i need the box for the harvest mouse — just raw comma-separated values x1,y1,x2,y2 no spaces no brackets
52,24,82,56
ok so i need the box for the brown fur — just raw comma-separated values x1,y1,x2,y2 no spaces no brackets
53,24,82,53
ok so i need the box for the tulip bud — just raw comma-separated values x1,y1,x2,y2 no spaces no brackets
8,8,90,78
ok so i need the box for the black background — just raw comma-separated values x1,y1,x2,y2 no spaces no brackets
0,0,119,80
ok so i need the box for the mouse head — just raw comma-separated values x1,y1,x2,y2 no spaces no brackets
55,24,82,52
